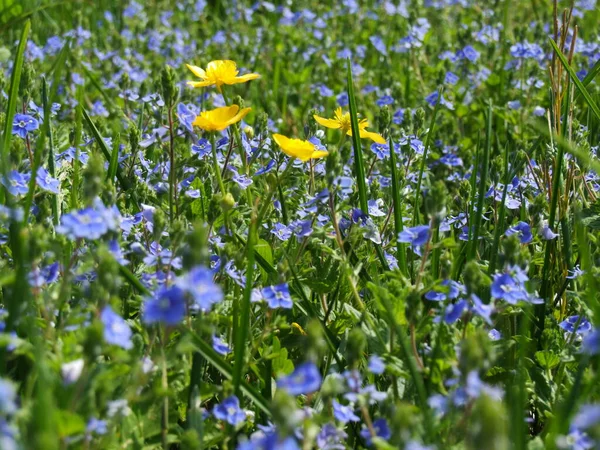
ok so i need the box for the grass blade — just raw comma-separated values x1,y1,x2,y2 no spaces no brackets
413,87,442,226
549,38,600,122
232,212,257,396
468,102,493,261
388,134,408,277
189,330,271,416
0,20,30,202
346,58,368,213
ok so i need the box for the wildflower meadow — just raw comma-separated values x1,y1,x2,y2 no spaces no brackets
1,0,600,448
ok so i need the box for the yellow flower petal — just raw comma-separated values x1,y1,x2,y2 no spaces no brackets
193,105,250,132
313,115,341,129
228,73,260,84
359,130,386,144
273,134,316,161
186,64,206,79
187,80,213,88
310,150,329,159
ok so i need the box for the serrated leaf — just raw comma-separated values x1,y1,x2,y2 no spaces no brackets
535,351,560,369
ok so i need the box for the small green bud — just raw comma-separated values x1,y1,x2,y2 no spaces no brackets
254,111,268,138
467,394,509,450
459,330,492,375
129,123,140,153
220,192,235,211
96,245,122,296
19,61,35,103
346,327,367,368
153,209,166,243
305,319,327,362
243,125,254,140
414,108,426,133
306,108,319,137
160,65,179,107
405,288,422,324
232,95,245,110
326,147,342,188
377,105,391,137
425,180,448,219
182,222,210,269
462,261,491,295
500,233,521,267
82,152,105,204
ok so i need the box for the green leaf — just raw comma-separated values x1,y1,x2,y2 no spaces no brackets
56,410,86,438
255,238,274,283
535,351,560,370
270,337,294,376
580,201,600,229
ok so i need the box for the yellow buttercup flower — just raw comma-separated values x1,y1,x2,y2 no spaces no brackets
186,60,260,90
272,134,329,162
192,105,251,132
313,107,386,144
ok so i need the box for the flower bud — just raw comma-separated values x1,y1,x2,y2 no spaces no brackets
160,64,179,107
220,192,235,211
377,105,391,137
82,152,105,204
182,221,209,269
243,125,254,140
466,394,509,450
346,327,367,368
306,108,319,137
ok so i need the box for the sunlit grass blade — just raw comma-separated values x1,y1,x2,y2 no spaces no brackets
536,78,570,344
0,19,30,201
549,38,600,121
346,58,368,213
232,212,257,396
468,102,493,261
388,134,408,277
413,87,442,226
82,107,139,207
488,141,511,276
189,330,271,417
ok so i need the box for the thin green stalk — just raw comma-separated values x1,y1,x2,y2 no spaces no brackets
488,141,511,276
388,134,408,276
346,58,368,213
0,20,30,203
468,102,493,261
537,80,570,343
413,87,443,226
210,133,227,196
232,210,257,397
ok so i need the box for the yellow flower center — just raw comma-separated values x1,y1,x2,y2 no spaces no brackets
204,61,238,86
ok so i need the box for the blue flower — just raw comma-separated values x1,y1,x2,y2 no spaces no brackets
540,223,558,240
143,285,186,326
559,315,592,336
459,45,480,62
367,355,385,374
572,404,600,430
470,294,494,325
332,400,359,424
57,206,113,240
212,335,231,355
271,223,292,241
567,265,585,279
317,423,347,450
191,138,211,159
36,167,60,194
398,225,430,246
86,418,108,435
360,418,391,447
376,95,394,107
101,306,132,350
488,329,502,341
0,379,17,414
262,284,293,309
490,270,540,305
12,114,39,139
213,396,246,426
444,299,468,324
505,221,532,244
277,362,322,395
425,279,465,301
1,170,30,196
177,266,223,312
582,330,600,355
